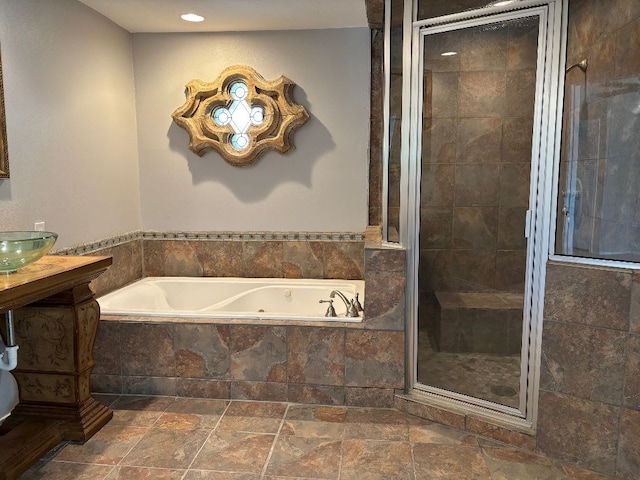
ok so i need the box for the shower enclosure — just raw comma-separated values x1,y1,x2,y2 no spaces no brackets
390,0,566,427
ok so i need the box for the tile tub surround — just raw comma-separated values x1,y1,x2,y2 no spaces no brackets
21,396,617,480
91,245,406,409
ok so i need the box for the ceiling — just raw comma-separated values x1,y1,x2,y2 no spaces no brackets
77,0,370,33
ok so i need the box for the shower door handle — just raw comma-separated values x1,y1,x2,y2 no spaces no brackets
524,209,532,239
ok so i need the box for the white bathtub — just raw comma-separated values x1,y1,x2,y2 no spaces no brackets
98,277,365,322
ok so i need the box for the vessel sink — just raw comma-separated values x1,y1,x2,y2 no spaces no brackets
0,231,58,273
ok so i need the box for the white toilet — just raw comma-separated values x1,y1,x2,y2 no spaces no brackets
0,338,19,426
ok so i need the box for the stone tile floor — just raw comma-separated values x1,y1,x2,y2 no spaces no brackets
20,395,613,480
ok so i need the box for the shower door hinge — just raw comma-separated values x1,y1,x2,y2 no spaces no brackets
525,209,532,238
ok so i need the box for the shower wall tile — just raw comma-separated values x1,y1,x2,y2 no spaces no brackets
451,250,496,291
458,71,505,118
625,334,640,410
617,408,640,479
420,207,453,250
615,17,640,77
176,378,231,399
495,250,526,292
231,381,288,402
196,241,243,277
242,241,284,278
120,323,175,377
454,164,500,207
422,118,457,164
282,241,324,278
497,207,527,250
288,384,345,405
287,327,345,386
507,25,539,71
540,320,627,405
323,241,365,279
422,164,455,207
230,326,286,383
426,72,459,118
462,29,507,71
456,118,502,164
505,70,536,117
452,207,498,251
175,324,230,379
502,117,533,163
537,391,619,475
544,263,632,331
345,330,404,388
419,249,453,292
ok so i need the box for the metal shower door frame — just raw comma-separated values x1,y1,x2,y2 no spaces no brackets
401,0,567,430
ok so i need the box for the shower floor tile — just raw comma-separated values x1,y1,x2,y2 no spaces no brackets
19,396,615,480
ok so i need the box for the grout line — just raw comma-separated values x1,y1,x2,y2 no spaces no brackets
259,402,290,479
180,398,233,479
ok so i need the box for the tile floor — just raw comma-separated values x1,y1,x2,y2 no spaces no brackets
20,395,613,480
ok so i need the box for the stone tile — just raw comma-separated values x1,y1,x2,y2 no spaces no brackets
499,163,531,208
458,71,505,118
165,397,228,416
175,324,230,379
398,398,466,430
242,241,284,278
109,407,164,428
230,326,286,382
363,270,405,330
451,250,497,291
463,27,508,71
322,241,364,280
465,417,535,451
104,466,186,480
624,334,640,409
217,415,283,434
196,241,243,277
285,404,347,423
287,384,345,405
544,263,632,331
282,241,324,278
345,330,404,388
455,164,500,207
617,408,640,479
422,163,455,207
537,391,619,475
163,240,204,276
422,117,457,164
184,472,259,480
265,435,342,478
420,206,453,250
497,207,527,250
343,422,408,441
413,443,491,479
93,321,121,375
409,417,477,445
280,419,345,438
287,327,344,385
90,240,143,296
631,274,640,333
427,71,459,118
456,117,502,164
615,17,640,78
507,23,539,70
54,425,148,465
502,117,533,163
225,400,288,418
142,240,164,276
20,461,115,480
505,69,536,117
155,410,222,431
341,439,414,480
452,207,498,250
345,387,396,408
120,323,175,376
176,378,231,399
364,246,406,272
563,465,613,480
110,395,175,412
231,381,288,402
190,431,275,473
91,374,123,394
121,427,210,469
541,321,627,404
123,376,176,396
92,393,119,407
482,447,569,480
495,250,526,292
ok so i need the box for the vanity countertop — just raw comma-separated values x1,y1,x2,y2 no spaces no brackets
0,255,112,313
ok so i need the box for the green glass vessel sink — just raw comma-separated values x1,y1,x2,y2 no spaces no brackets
0,231,58,273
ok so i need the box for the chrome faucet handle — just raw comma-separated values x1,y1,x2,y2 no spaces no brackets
319,299,337,317
354,292,364,312
347,299,359,318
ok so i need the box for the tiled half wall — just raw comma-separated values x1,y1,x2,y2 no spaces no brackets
62,232,407,408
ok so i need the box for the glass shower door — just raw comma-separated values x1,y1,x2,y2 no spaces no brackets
413,11,543,413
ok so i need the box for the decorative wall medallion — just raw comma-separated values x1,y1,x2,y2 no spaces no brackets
172,65,309,166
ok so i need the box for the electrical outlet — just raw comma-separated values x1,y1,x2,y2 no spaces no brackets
34,221,45,231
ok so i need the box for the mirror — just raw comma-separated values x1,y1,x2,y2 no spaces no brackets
0,44,8,178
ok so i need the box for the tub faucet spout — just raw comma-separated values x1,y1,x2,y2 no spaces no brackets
329,290,359,317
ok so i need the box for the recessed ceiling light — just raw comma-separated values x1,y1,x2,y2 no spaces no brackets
181,13,205,23
441,51,458,57
491,1,515,6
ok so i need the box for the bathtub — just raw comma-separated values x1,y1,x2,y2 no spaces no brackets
98,277,365,322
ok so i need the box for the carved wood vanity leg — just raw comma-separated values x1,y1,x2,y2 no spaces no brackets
9,284,113,441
